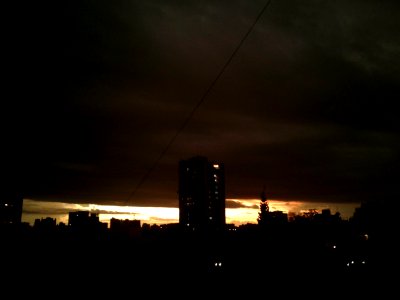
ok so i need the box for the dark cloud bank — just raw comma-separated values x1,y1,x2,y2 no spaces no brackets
4,0,399,209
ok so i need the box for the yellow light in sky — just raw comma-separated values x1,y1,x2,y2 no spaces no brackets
22,198,359,227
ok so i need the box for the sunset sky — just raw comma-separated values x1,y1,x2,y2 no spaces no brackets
22,198,359,227
5,1,399,218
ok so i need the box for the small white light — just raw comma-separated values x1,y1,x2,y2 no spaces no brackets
333,245,336,249
347,263,350,267
218,262,222,267
213,164,219,169
362,261,365,264
214,263,218,267
351,261,354,264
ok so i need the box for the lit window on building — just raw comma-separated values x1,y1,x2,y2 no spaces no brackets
213,164,219,169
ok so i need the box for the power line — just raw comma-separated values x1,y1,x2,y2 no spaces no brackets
126,0,273,204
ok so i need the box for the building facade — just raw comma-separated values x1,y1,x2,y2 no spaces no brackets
178,156,225,232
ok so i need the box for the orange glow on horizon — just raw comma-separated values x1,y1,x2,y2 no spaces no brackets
22,198,359,227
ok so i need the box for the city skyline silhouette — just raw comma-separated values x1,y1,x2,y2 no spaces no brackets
2,0,397,294
1,173,391,295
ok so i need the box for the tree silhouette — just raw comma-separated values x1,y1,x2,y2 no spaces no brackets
257,186,269,226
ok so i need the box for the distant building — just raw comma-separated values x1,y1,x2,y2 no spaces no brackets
33,217,57,235
110,218,141,238
68,211,107,233
178,156,225,232
0,192,23,224
34,217,57,228
68,211,91,228
268,211,288,224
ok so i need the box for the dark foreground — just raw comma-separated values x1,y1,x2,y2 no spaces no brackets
1,225,394,297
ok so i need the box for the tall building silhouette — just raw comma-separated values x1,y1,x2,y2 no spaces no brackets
178,156,225,232
0,192,23,224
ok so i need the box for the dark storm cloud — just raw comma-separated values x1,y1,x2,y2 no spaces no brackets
226,200,252,209
6,0,399,207
227,201,259,209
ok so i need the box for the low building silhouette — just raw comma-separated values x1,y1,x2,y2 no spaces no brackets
110,218,141,238
68,211,107,235
34,217,57,229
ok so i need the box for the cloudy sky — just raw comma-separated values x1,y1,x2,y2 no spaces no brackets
5,0,399,211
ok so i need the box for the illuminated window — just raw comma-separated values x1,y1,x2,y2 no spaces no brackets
213,164,219,169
